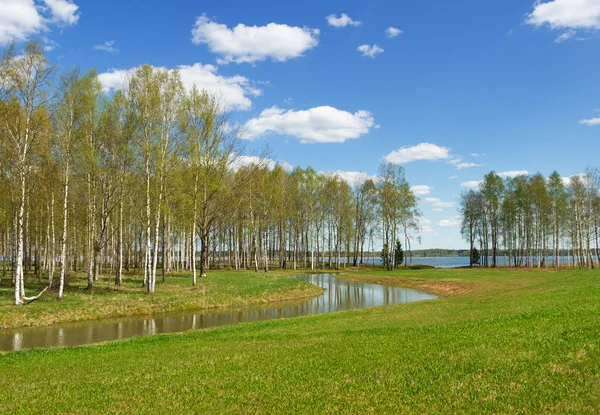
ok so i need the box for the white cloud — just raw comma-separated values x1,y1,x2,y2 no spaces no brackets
322,171,379,185
420,225,438,235
43,0,79,26
526,0,600,30
411,185,433,195
432,208,444,212
384,143,476,170
438,217,461,228
555,29,576,42
357,44,384,58
562,172,588,185
42,36,58,52
98,63,262,111
94,40,119,54
243,106,375,143
460,180,482,188
498,170,529,178
384,143,451,164
454,162,483,170
231,155,292,172
580,117,600,125
0,0,43,44
385,27,403,38
0,0,78,45
433,201,455,208
469,153,486,157
449,175,458,179
459,172,527,188
422,197,455,209
418,218,437,234
326,13,361,28
97,68,134,93
191,15,319,64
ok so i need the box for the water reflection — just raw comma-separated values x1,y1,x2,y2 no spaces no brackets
0,274,437,352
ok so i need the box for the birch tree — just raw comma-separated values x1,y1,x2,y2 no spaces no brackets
1,41,53,305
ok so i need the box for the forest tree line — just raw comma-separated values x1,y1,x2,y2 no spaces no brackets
0,41,420,306
460,169,600,268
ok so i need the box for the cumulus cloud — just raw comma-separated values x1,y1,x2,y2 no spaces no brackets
422,197,455,209
498,170,529,178
561,172,588,185
424,197,440,203
433,201,455,208
97,68,134,93
98,63,262,111
420,221,438,234
384,143,451,164
44,0,79,26
231,155,293,172
326,13,361,27
438,217,461,228
411,185,433,195
460,180,482,188
453,161,483,170
243,106,375,144
191,15,319,64
384,143,481,170
385,27,403,38
580,117,600,125
321,171,379,185
357,44,384,58
526,0,600,30
0,0,79,45
94,40,119,53
418,218,438,234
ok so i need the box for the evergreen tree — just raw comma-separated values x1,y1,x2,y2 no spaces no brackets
394,240,404,268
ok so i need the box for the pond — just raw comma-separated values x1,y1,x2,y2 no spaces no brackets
0,274,437,352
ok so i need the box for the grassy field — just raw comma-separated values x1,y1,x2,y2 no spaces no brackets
1,267,600,414
0,269,322,330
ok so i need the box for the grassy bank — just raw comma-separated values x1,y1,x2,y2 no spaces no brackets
0,270,323,330
1,267,600,413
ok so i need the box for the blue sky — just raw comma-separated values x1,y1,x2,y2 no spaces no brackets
3,0,600,249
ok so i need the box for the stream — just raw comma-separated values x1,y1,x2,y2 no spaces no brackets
0,273,437,352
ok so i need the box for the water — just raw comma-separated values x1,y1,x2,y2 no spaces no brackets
0,274,437,352
353,256,577,269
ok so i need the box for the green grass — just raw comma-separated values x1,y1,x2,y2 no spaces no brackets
0,269,322,330
1,268,600,414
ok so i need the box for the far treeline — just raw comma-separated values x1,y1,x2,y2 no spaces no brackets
0,41,421,306
460,169,600,268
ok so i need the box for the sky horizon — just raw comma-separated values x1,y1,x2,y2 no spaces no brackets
2,0,599,249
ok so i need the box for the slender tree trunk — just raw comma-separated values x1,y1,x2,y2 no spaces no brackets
58,160,70,301
14,168,26,306
192,174,198,285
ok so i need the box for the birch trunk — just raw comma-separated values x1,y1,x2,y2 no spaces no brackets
58,159,70,301
192,174,198,285
14,168,26,306
49,191,55,284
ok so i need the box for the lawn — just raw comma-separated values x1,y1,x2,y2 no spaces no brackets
1,267,599,414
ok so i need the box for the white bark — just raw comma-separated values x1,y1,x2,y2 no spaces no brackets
49,191,55,285
58,159,70,301
15,168,26,306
